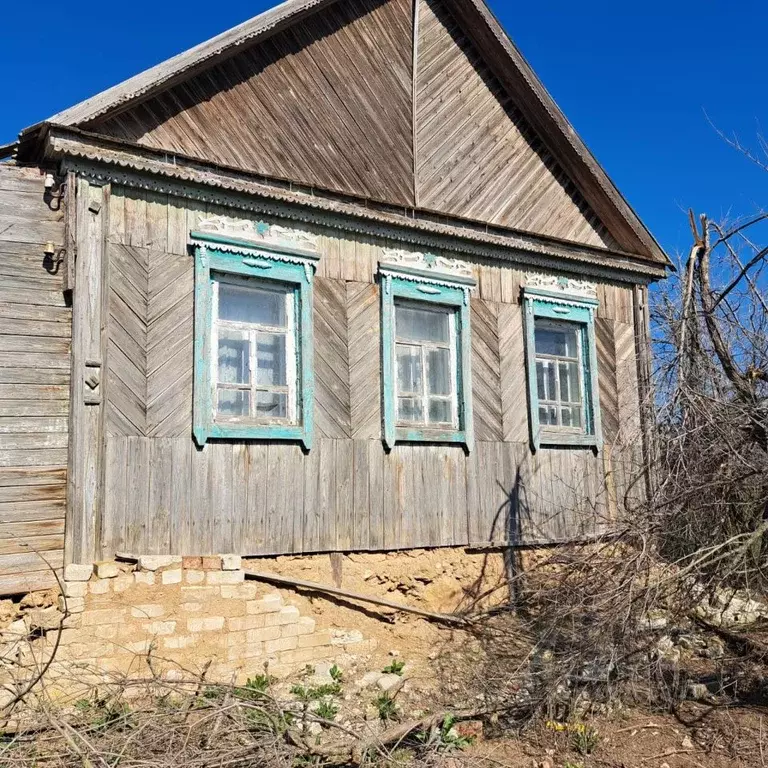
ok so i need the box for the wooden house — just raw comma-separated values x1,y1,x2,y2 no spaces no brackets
0,0,669,595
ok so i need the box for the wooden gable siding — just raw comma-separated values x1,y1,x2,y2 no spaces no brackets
414,0,618,250
95,188,643,559
81,0,626,254
89,0,415,207
0,166,70,595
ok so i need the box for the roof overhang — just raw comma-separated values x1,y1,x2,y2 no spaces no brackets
42,125,667,284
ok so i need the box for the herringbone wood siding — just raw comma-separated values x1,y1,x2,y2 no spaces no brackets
98,189,643,559
347,281,381,439
499,303,528,442
314,277,351,439
595,317,619,446
107,244,193,437
470,299,503,442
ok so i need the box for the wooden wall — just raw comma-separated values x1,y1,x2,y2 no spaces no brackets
86,0,619,254
97,187,644,558
0,166,70,594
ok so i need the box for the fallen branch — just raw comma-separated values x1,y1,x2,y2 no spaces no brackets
245,570,469,626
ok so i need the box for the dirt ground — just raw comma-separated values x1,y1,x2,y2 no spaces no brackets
466,704,768,768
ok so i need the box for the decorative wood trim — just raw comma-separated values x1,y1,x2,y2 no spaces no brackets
50,131,666,283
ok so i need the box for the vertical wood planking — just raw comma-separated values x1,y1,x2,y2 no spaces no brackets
67,180,109,565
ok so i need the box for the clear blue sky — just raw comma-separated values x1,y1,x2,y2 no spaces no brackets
2,0,765,262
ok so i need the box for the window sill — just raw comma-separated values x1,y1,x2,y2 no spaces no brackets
393,427,471,451
194,423,310,450
537,430,600,450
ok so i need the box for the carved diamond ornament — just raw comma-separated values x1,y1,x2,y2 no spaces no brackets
197,215,319,253
524,272,597,300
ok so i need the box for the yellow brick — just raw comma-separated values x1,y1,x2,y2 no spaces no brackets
163,635,197,650
81,609,126,627
281,623,300,638
264,636,298,654
277,648,320,666
246,595,282,615
227,642,264,662
131,604,165,619
227,615,266,632
297,632,332,649
144,621,177,636
225,630,248,648
246,626,280,644
187,617,225,633
206,571,244,586
94,625,118,640
296,617,316,635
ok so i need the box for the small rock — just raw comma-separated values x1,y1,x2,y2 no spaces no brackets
377,674,404,694
95,561,120,579
358,671,382,689
307,722,323,737
64,563,93,582
138,555,182,572
220,554,241,571
24,607,63,632
388,649,400,657
687,683,711,701
331,629,364,646
681,735,694,750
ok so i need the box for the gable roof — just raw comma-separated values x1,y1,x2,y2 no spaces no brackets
18,0,669,267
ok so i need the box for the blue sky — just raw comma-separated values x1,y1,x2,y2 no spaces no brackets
2,0,765,262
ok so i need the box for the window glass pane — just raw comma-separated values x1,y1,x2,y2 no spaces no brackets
561,406,581,428
219,283,287,327
539,404,558,426
536,360,557,402
396,345,422,394
256,333,287,387
559,361,581,404
256,391,288,419
396,305,449,344
218,389,250,417
427,348,451,396
428,399,452,424
535,325,578,358
218,332,250,385
397,397,423,423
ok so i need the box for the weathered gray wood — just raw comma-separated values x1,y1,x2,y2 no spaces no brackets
66,179,109,565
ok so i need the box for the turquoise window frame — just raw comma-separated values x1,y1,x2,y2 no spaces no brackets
380,263,475,453
523,287,602,452
192,231,319,451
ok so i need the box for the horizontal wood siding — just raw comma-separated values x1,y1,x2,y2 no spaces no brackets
98,189,643,558
90,0,415,208
0,166,70,595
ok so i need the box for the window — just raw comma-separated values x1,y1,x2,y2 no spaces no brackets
380,264,474,451
395,302,458,429
213,278,297,424
524,288,601,450
192,233,318,449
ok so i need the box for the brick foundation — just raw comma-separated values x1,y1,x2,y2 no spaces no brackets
0,556,375,699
